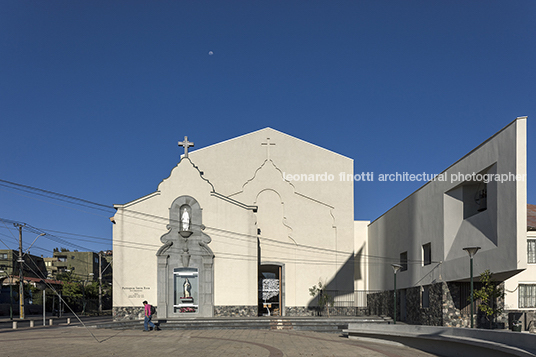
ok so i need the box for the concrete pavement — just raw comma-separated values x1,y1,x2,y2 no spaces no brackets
0,325,440,357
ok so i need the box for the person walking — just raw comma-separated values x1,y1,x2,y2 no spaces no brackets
143,301,160,331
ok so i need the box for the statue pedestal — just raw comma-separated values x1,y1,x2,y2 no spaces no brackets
179,230,193,238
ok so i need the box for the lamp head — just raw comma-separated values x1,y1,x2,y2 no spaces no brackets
463,247,481,258
391,264,403,273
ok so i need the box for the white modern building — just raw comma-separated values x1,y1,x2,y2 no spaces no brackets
365,117,527,327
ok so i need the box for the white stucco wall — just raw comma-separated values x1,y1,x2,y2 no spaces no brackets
368,117,527,291
354,220,369,291
112,158,258,308
504,230,536,310
188,128,355,308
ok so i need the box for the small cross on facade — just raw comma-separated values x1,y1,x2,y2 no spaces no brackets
178,136,194,158
261,138,276,159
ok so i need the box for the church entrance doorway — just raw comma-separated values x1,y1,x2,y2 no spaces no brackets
258,264,283,316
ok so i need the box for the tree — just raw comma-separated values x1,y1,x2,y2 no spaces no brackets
473,270,504,329
309,281,334,317
62,281,83,306
84,281,99,300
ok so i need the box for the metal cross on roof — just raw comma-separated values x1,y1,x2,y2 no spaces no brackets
178,136,194,158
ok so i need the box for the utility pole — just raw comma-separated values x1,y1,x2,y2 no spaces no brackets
9,274,13,320
98,251,102,314
14,224,24,319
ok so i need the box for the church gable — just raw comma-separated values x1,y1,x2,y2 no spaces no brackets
157,158,215,200
188,128,353,203
233,158,336,247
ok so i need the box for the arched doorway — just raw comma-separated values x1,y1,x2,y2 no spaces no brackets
258,264,284,316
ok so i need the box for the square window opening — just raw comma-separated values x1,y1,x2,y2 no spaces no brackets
400,252,408,271
421,286,430,308
462,180,487,219
422,243,431,266
519,284,536,308
528,240,536,264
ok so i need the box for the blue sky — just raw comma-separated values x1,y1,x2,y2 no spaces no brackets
1,1,535,256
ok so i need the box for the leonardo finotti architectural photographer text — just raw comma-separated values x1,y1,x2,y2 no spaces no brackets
282,172,526,183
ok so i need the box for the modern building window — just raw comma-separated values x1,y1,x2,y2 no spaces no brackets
519,284,536,308
422,243,431,266
58,256,67,262
445,169,490,220
528,240,536,264
463,181,487,218
400,252,408,271
0,253,7,260
421,286,430,308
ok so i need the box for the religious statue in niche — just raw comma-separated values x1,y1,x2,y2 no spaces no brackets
174,268,197,313
181,207,190,231
183,278,192,298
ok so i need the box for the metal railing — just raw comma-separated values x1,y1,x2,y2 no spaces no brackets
321,290,382,309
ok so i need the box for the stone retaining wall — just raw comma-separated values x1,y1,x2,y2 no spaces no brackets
114,305,258,320
367,290,393,318
284,306,315,316
113,306,146,321
367,282,507,328
214,305,257,317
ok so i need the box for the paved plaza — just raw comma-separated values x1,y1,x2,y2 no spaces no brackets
0,325,440,357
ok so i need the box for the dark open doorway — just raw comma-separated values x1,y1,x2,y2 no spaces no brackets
258,264,283,316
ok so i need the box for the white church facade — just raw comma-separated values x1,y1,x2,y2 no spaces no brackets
112,117,529,327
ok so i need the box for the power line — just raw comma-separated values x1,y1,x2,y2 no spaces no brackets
0,179,114,213
36,228,112,243
0,218,95,253
1,215,441,267
0,179,444,265
2,178,355,257
19,255,101,343
2,178,357,256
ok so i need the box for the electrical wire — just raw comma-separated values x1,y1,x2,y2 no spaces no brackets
0,179,114,213
0,179,444,267
16,253,102,343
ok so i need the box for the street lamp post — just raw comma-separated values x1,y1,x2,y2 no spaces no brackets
35,280,46,326
9,274,13,320
98,251,102,314
391,264,403,324
463,247,480,328
14,223,25,319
